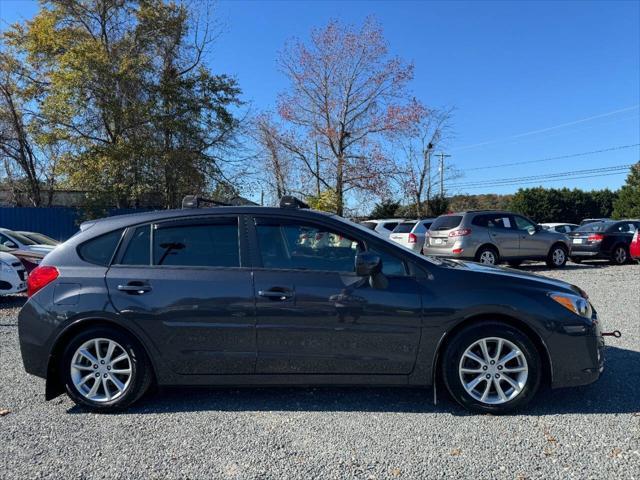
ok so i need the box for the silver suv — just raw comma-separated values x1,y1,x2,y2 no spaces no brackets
423,211,571,268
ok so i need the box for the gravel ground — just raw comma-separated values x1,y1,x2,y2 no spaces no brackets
1,262,639,479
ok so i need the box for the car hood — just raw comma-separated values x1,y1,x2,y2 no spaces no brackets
439,259,579,293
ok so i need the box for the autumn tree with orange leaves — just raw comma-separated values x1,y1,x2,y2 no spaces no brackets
275,17,425,215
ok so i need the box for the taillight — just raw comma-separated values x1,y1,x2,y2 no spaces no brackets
408,233,417,243
452,248,464,254
27,266,59,297
449,228,472,237
587,233,604,243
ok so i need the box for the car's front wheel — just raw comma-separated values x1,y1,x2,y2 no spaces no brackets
442,322,542,413
61,326,152,410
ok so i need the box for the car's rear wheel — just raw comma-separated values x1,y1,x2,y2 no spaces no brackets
546,244,568,268
475,246,499,266
610,245,628,265
61,326,152,410
442,322,541,413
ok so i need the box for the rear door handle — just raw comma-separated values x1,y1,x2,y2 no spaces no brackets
117,283,152,295
258,289,294,301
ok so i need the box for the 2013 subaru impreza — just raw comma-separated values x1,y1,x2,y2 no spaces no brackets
18,198,606,413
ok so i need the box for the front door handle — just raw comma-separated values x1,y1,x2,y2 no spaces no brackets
117,283,152,295
258,288,294,301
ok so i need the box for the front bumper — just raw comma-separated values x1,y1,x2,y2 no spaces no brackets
0,268,27,295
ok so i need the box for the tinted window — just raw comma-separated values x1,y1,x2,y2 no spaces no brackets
382,222,399,231
120,225,150,265
78,229,124,266
576,222,612,232
608,222,636,234
153,221,239,267
393,222,416,233
361,222,377,230
370,248,407,276
256,222,359,272
431,215,463,231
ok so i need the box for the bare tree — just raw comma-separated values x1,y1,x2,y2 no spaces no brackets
394,108,455,217
253,113,293,202
276,17,425,215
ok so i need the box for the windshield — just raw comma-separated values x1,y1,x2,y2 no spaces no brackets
431,215,463,231
393,222,416,233
4,230,37,245
575,222,613,232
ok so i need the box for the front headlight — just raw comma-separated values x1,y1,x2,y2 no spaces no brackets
549,292,593,318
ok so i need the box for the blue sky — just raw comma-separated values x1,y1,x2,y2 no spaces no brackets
2,0,639,197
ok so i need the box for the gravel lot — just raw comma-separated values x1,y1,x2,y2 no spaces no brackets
1,262,639,479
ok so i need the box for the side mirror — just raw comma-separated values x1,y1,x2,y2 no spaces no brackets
355,252,382,276
355,252,388,290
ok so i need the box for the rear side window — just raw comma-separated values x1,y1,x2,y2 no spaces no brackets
393,222,416,233
361,222,377,230
120,225,150,265
382,222,399,231
608,222,636,233
153,220,239,267
78,229,124,266
431,215,463,231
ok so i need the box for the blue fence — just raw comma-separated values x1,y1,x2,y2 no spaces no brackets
0,207,153,241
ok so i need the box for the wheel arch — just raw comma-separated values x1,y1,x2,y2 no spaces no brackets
432,313,553,393
548,241,568,255
45,317,156,400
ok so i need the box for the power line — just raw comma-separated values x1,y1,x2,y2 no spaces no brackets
455,171,628,190
452,105,640,152
463,144,640,171
448,164,634,188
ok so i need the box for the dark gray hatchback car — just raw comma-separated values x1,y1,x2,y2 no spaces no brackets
19,199,607,413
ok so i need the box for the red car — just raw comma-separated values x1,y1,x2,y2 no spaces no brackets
631,229,640,262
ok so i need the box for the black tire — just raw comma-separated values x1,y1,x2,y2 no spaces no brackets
507,260,523,267
60,326,152,410
475,246,500,266
442,322,542,414
610,245,629,265
546,244,568,268
570,257,582,264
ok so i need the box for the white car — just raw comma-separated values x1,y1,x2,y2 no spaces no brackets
360,218,404,240
540,223,579,234
0,228,55,255
389,219,436,252
0,250,27,295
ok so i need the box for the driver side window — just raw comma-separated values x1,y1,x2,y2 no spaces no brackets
255,221,361,272
514,215,536,231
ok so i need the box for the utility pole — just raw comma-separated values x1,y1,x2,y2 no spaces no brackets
424,142,434,217
315,141,321,196
437,152,451,197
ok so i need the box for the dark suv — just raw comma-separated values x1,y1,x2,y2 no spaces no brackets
19,198,606,413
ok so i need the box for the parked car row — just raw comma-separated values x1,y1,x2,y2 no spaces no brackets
363,212,640,267
0,229,58,296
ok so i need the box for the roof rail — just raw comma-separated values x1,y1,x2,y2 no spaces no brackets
279,196,309,209
181,195,231,209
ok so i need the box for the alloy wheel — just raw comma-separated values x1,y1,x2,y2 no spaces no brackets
70,338,132,402
479,251,496,265
614,247,627,264
552,247,566,266
458,337,528,405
